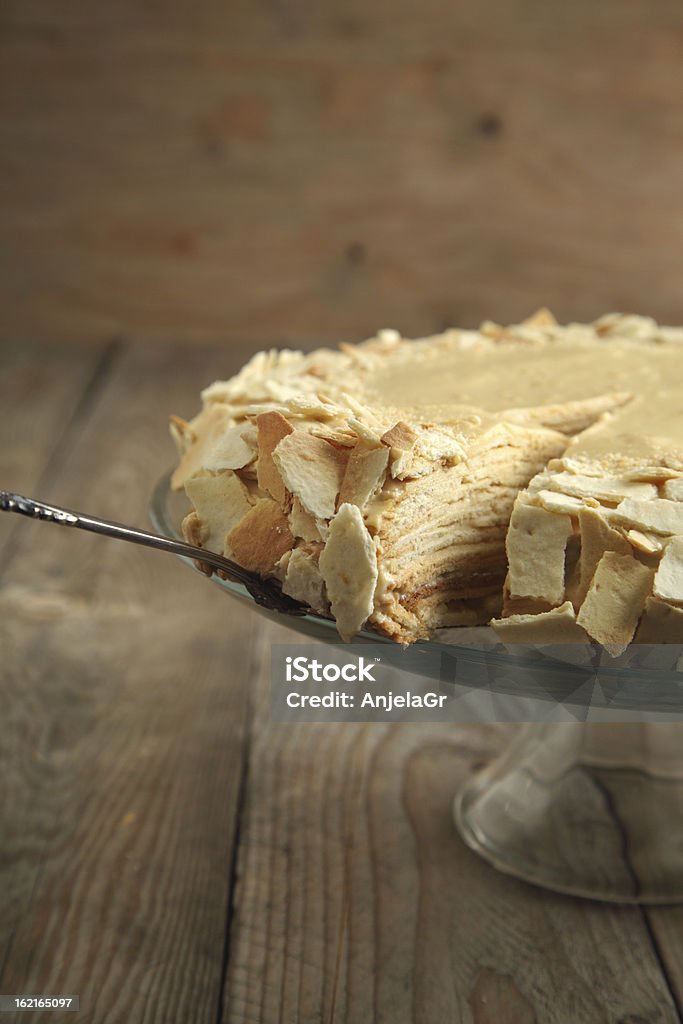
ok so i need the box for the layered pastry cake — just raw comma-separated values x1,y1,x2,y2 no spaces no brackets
170,311,683,649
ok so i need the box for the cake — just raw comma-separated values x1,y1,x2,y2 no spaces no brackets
169,311,683,649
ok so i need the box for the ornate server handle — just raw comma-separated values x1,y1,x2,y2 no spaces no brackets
0,489,306,616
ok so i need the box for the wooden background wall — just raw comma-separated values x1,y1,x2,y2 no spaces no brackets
2,0,683,347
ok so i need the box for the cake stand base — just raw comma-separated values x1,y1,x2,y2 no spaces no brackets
454,723,683,904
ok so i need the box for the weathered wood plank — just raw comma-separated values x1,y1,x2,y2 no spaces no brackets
647,909,683,1018
0,340,262,1023
222,624,681,1023
0,340,109,564
2,3,683,344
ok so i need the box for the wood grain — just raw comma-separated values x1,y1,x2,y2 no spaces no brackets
0,340,262,1023
2,2,683,345
648,907,683,1016
221,623,682,1023
0,340,109,565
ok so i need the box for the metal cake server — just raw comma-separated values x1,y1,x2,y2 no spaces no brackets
0,490,306,616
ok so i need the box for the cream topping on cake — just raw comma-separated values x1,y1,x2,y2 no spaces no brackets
338,315,683,470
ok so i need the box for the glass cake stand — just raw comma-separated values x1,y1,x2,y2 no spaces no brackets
151,473,683,905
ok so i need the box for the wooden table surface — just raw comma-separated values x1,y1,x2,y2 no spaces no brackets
2,337,683,1024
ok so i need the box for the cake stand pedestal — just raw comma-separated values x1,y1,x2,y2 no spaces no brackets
455,722,683,904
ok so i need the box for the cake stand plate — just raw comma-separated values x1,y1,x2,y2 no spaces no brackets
152,473,683,905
